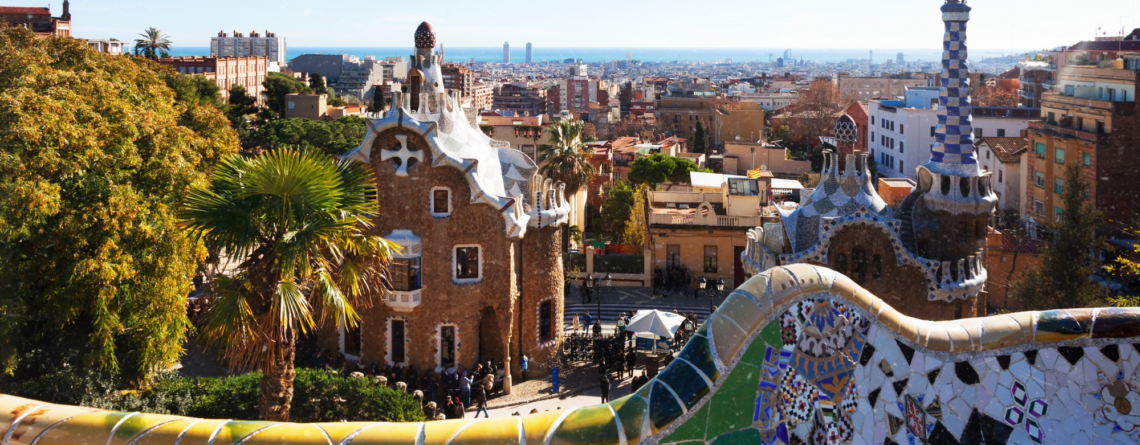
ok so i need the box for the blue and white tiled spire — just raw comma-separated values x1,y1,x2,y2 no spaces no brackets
927,0,979,177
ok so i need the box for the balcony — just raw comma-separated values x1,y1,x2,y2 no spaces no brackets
1028,121,1099,143
385,289,422,312
649,212,762,228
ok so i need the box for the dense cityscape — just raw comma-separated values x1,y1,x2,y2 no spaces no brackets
3,1,1140,444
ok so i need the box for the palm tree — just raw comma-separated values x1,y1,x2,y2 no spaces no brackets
179,149,394,421
134,27,171,59
537,119,597,196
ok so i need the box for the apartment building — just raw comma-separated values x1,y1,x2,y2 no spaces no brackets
976,137,1029,215
211,30,286,66
837,72,931,101
868,87,1037,180
157,56,268,102
0,2,70,37
1025,62,1140,226
492,82,547,117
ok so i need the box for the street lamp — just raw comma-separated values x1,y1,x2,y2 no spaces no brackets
698,277,726,316
599,273,612,325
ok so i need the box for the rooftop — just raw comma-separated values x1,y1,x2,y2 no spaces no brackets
977,137,1029,164
0,6,51,15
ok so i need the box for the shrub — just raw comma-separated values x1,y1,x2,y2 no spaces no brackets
1,368,424,422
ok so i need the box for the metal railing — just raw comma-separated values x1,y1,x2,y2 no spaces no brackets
649,213,762,227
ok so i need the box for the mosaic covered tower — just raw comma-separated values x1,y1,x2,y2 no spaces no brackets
898,0,997,308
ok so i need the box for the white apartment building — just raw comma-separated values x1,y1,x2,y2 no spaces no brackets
976,137,1029,216
868,86,1035,181
211,30,286,66
734,91,797,111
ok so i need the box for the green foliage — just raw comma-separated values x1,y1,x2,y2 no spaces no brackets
249,116,368,155
180,149,395,419
309,73,328,95
370,89,388,115
1,366,423,422
602,180,636,237
627,153,708,189
1011,164,1106,310
693,120,707,153
163,72,223,109
0,27,239,378
538,119,597,195
263,72,313,116
133,27,171,59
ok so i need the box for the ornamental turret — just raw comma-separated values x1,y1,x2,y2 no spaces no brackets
897,0,996,305
407,22,446,113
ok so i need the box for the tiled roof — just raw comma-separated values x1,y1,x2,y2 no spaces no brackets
977,137,1028,164
0,6,51,14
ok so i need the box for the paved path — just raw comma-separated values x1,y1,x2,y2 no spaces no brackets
483,374,640,418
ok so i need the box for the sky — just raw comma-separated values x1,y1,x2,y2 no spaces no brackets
26,0,1140,51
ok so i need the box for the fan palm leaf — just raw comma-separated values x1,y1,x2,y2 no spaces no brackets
537,119,596,195
179,148,394,421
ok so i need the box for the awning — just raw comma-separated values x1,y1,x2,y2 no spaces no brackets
771,178,805,190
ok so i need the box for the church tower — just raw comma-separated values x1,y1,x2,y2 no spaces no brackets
899,0,997,309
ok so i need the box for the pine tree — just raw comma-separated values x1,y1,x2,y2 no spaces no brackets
693,120,708,153
1011,164,1105,310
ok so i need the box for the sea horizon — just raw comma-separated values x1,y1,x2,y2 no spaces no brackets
167,47,1031,64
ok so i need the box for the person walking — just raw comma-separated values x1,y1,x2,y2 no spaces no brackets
583,311,593,327
599,372,612,403
472,380,490,418
521,355,529,382
453,396,466,419
573,314,580,333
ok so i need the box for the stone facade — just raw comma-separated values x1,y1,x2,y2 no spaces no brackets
332,22,570,377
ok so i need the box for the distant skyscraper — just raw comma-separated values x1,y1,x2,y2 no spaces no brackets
503,42,510,63
869,50,873,74
526,42,533,63
897,52,905,65
783,49,792,60
626,52,632,63
776,57,784,68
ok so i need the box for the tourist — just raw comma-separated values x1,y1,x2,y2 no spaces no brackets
472,381,489,418
530,408,539,414
581,278,591,303
424,401,437,420
573,314,580,332
626,349,637,376
453,396,465,419
583,311,593,327
459,370,472,407
592,320,602,337
521,355,529,382
599,372,611,403
444,398,456,419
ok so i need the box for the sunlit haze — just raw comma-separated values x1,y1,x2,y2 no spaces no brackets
27,0,1140,52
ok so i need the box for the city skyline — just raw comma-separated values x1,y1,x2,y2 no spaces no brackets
32,0,1140,52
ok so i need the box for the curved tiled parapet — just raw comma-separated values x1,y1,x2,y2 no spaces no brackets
6,264,1140,445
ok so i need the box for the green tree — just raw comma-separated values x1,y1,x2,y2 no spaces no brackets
179,149,394,421
627,153,708,189
538,119,597,195
693,120,708,153
0,27,239,378
162,71,223,109
249,116,368,156
602,180,636,237
370,88,388,115
1011,164,1105,310
263,72,313,117
133,27,171,59
622,184,648,252
309,73,328,95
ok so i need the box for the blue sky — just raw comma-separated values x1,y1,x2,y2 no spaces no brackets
31,0,1140,50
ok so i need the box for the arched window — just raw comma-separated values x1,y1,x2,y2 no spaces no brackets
852,247,868,284
539,301,553,343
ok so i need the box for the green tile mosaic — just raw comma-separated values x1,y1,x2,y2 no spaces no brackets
709,427,761,445
705,364,761,439
662,401,708,444
659,359,712,409
740,321,780,367
550,404,620,445
648,381,685,431
610,395,648,445
676,335,719,382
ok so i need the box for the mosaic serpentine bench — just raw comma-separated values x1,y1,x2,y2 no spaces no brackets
6,264,1140,445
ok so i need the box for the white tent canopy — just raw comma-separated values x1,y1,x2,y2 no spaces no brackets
624,310,687,339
